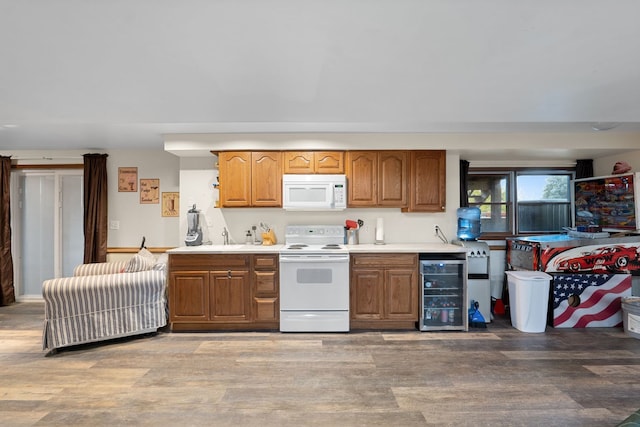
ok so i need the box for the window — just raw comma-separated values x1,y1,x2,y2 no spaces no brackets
467,169,574,237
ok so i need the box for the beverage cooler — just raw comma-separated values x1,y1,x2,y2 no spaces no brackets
419,254,468,331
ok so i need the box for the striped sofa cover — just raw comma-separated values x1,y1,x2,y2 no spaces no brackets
42,261,168,352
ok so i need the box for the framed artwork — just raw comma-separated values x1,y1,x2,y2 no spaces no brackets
162,192,180,217
118,167,138,192
140,178,160,204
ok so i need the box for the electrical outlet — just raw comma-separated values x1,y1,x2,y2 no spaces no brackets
434,224,439,234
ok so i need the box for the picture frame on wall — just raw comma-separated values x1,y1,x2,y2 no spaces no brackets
118,167,138,192
140,178,160,204
162,192,179,217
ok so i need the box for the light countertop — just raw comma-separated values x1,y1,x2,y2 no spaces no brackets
345,243,465,253
167,243,465,254
168,244,284,254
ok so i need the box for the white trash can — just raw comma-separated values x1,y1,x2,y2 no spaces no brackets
621,297,640,340
506,271,552,333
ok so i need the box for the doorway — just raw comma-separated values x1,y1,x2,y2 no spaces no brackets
10,169,84,300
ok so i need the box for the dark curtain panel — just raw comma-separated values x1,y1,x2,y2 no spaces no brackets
575,159,594,179
83,153,109,263
459,159,470,207
0,156,15,306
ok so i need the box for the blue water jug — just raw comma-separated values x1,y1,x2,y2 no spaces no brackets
457,207,481,240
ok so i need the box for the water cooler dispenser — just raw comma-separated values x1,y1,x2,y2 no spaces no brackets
453,207,491,322
453,240,491,323
456,207,481,241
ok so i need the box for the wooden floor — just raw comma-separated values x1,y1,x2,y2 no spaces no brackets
1,301,640,427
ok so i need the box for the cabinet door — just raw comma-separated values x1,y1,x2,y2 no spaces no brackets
219,152,251,207
251,151,282,207
385,268,418,320
315,151,344,174
407,150,446,212
378,151,408,207
209,270,250,322
283,151,314,174
350,268,384,320
347,151,377,206
169,271,209,321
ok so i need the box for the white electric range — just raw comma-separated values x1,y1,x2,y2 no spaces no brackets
279,225,350,332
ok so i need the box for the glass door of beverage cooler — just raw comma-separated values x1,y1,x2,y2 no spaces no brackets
420,259,468,331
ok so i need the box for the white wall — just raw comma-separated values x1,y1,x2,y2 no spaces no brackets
106,149,181,248
593,150,640,177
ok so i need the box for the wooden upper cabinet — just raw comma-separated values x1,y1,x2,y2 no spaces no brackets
347,151,377,206
283,151,313,173
314,151,344,174
219,149,443,211
378,151,408,207
218,151,281,207
251,151,282,207
347,151,407,207
218,152,251,207
283,151,344,174
404,150,446,212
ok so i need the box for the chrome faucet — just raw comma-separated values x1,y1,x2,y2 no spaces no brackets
222,227,229,245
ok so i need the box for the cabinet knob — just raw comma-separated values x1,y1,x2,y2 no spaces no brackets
227,270,232,279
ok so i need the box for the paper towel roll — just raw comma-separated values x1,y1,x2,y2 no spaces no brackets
375,218,384,244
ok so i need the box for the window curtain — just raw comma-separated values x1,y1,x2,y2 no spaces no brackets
0,156,15,306
83,153,109,263
459,159,470,207
575,159,594,179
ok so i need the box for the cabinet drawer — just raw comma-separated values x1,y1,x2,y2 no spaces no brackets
351,253,417,268
253,254,278,270
254,271,278,294
169,254,250,270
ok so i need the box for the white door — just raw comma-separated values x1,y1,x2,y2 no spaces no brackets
11,170,84,299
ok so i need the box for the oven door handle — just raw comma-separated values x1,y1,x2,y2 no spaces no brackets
279,256,349,263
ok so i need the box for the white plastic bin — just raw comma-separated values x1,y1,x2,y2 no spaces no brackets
506,271,552,333
621,297,640,340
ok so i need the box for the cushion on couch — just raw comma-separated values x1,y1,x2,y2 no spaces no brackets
124,248,157,272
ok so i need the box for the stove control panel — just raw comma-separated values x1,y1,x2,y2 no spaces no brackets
284,225,345,245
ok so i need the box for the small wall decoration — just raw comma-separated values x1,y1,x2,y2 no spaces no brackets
140,178,160,204
162,192,179,217
118,167,138,192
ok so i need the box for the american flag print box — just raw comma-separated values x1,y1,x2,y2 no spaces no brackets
552,273,631,328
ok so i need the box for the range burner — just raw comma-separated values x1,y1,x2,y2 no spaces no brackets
322,244,342,250
287,244,308,250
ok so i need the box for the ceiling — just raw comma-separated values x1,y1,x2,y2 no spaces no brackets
1,1,640,160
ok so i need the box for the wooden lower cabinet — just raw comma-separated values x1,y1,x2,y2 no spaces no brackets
168,253,279,331
252,255,279,324
350,253,419,329
209,270,250,322
170,271,209,321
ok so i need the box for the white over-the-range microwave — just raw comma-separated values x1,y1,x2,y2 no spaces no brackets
282,174,347,211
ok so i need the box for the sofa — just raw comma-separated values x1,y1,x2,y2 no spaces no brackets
41,250,168,353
